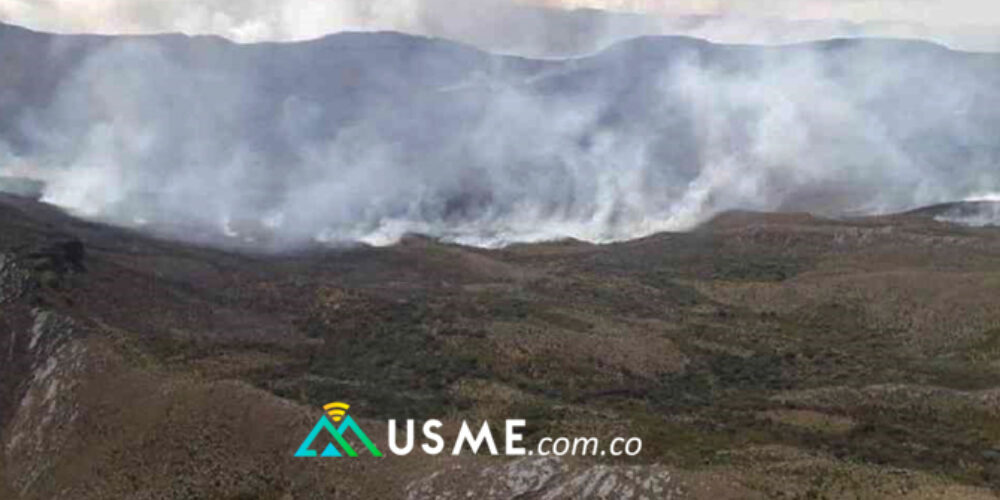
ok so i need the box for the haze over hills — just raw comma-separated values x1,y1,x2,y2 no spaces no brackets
1,21,999,250
2,12,1000,499
4,0,1000,54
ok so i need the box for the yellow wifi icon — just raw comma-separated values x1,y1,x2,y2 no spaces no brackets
323,402,350,422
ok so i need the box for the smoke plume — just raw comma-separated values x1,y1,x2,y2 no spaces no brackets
1,24,999,249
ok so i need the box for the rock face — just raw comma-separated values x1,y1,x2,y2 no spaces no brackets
0,253,34,305
405,457,682,500
5,309,84,495
0,212,89,496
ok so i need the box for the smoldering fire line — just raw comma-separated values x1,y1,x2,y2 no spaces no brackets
1,24,999,249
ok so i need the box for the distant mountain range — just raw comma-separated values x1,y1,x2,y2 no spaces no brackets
5,2,999,55
1,21,999,247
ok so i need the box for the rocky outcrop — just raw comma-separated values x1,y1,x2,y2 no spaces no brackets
0,236,88,497
405,457,683,500
0,252,35,305
3,309,86,496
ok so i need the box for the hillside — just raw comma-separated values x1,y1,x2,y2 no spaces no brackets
1,193,1000,498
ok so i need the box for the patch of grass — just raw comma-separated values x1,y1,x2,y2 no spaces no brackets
304,293,486,419
709,255,804,282
758,409,856,434
650,352,788,411
911,357,1000,391
630,409,775,466
833,406,1000,487
967,328,1000,363
635,270,702,305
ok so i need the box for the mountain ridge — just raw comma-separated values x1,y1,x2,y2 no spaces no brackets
0,18,972,55
1,18,998,248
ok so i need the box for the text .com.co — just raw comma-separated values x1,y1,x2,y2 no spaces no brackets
294,401,642,458
387,419,643,457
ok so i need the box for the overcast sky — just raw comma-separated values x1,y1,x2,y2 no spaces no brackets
546,0,996,26
1,0,997,52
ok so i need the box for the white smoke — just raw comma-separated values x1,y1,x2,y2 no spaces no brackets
2,29,999,249
933,193,1000,227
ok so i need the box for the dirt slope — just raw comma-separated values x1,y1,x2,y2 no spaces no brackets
2,194,999,498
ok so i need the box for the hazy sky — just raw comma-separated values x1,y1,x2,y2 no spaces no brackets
0,0,997,52
545,0,995,26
